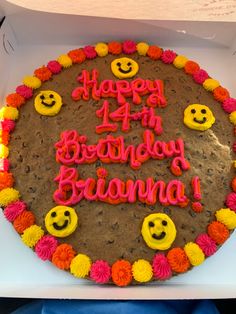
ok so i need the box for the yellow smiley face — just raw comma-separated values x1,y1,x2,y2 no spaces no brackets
34,90,63,116
111,57,139,79
45,206,78,238
184,104,215,131
141,213,176,250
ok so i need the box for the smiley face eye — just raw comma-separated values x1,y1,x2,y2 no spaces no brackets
191,109,196,114
64,211,70,216
127,62,131,66
117,62,121,67
40,95,45,100
162,220,167,226
201,109,207,114
148,221,155,227
51,212,56,218
49,94,54,98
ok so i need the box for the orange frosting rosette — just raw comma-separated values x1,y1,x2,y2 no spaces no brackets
13,210,35,234
147,45,162,60
231,177,236,192
52,243,76,270
108,41,122,55
167,247,190,273
213,86,230,103
111,259,132,286
0,131,10,145
68,49,86,64
184,61,200,75
6,93,25,108
207,221,229,244
0,172,14,190
34,66,52,82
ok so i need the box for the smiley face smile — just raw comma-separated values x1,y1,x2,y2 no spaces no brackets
53,219,69,230
117,62,132,74
193,117,207,124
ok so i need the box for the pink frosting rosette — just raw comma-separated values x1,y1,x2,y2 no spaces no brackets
16,85,33,99
195,233,217,256
83,46,97,59
152,253,172,280
35,235,58,261
122,40,136,54
222,98,236,113
47,60,62,74
193,69,209,84
4,200,27,222
161,50,176,64
0,159,10,172
226,192,236,212
0,119,15,132
90,260,111,284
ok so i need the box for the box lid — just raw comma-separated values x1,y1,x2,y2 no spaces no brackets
5,0,236,22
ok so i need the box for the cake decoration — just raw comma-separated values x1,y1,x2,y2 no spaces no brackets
34,90,63,116
90,260,111,284
23,76,42,89
184,242,205,266
70,253,91,278
21,224,44,248
132,259,153,283
1,40,236,286
35,235,58,261
195,234,217,257
183,104,215,131
111,260,132,287
152,253,172,280
111,57,139,79
141,213,177,250
45,205,78,237
52,243,75,270
216,208,236,229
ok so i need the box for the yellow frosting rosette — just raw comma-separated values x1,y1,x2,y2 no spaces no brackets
132,259,153,283
137,42,149,56
70,254,91,278
21,225,44,248
216,208,236,229
95,43,108,57
184,242,205,266
0,188,20,206
173,55,188,69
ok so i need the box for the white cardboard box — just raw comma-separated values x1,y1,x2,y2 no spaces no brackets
0,0,236,299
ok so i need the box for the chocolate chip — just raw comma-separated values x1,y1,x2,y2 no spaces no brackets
17,155,23,162
207,168,213,175
95,161,101,167
163,207,171,215
149,206,155,211
28,187,36,193
111,222,119,230
25,165,30,173
189,210,197,218
107,239,114,244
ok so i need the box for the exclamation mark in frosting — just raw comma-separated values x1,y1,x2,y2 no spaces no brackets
191,176,203,213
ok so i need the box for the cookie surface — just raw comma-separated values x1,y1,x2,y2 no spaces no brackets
2,41,236,286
